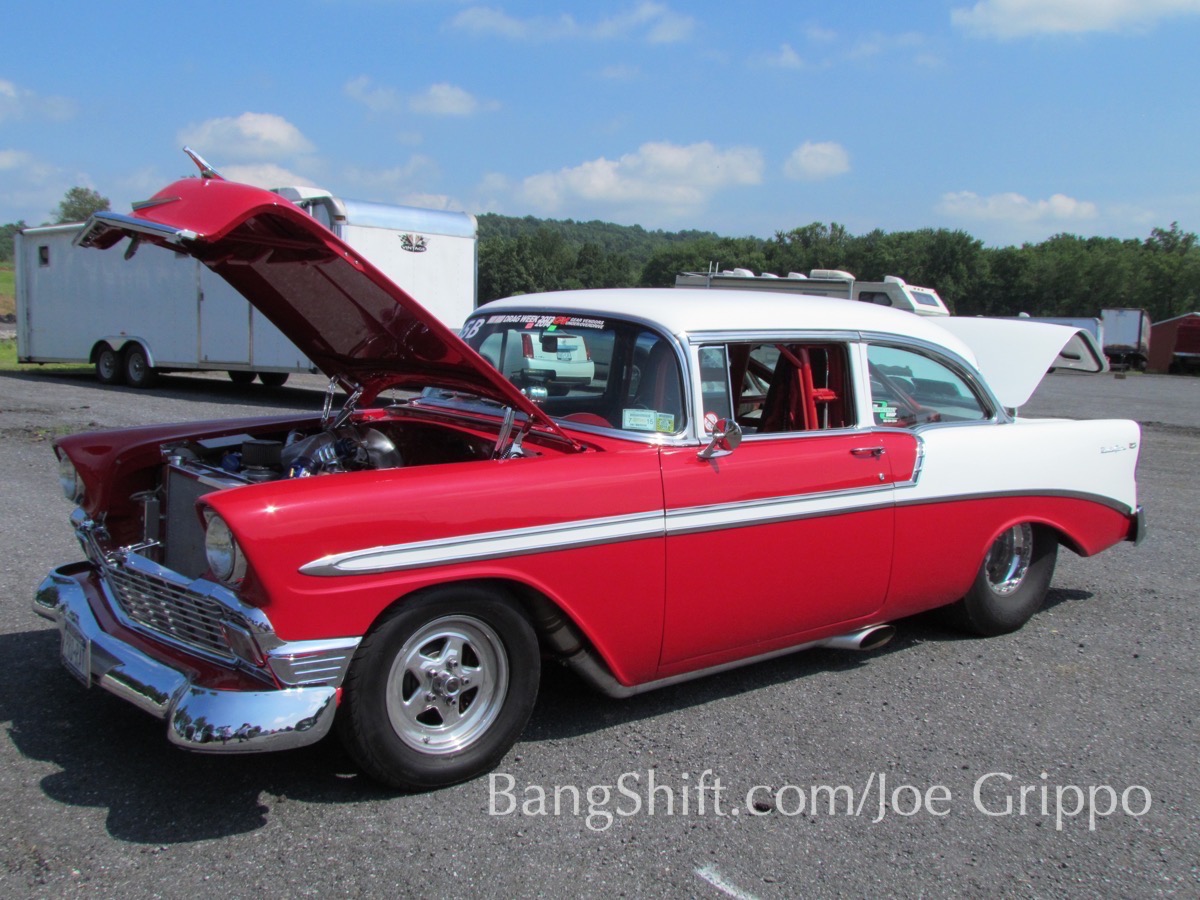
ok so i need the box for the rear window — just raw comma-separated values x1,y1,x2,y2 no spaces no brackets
868,344,989,426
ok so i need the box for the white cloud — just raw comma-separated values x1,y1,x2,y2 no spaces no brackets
177,113,315,160
783,142,850,181
0,78,76,123
345,77,495,117
763,43,804,69
952,0,1200,38
410,83,495,116
937,190,1099,222
516,141,762,219
344,76,403,113
0,149,34,170
451,3,694,43
599,63,640,81
340,157,443,203
849,31,928,60
221,163,317,189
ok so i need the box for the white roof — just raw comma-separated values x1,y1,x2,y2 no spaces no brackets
478,289,1104,409
481,288,978,363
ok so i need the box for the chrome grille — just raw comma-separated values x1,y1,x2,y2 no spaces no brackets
103,563,234,660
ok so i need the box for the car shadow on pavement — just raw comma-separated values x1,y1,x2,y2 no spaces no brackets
521,585,1097,742
2,629,394,845
5,587,1094,842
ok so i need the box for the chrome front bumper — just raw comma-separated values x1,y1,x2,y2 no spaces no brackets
34,563,343,753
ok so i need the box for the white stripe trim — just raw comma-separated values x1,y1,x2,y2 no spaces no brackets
300,510,665,576
665,484,892,535
300,484,895,577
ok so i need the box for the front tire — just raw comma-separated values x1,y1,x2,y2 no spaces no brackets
122,344,157,389
944,523,1058,636
337,586,540,790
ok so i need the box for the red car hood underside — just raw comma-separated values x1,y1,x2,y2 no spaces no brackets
76,176,563,434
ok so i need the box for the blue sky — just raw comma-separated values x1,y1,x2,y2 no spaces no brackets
3,0,1199,247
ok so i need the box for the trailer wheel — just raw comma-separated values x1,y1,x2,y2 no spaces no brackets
94,344,124,385
227,371,255,385
258,372,289,388
122,345,157,389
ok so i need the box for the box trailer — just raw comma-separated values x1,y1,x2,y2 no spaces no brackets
15,188,477,388
674,268,951,315
1100,307,1151,370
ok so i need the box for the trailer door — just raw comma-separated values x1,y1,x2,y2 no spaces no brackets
198,269,251,365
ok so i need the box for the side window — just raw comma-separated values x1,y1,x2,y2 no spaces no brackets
706,342,854,434
867,345,989,427
622,332,684,434
698,346,732,427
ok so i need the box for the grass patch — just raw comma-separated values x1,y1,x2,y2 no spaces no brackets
0,264,13,318
0,337,91,374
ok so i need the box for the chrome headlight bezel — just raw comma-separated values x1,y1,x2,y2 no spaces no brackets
204,512,247,586
58,453,85,504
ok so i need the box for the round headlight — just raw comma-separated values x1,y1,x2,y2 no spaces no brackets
58,454,84,504
205,513,247,585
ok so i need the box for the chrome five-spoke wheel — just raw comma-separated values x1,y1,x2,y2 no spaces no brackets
338,586,540,790
386,615,509,755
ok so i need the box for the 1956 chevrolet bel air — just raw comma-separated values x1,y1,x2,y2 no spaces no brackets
34,157,1144,789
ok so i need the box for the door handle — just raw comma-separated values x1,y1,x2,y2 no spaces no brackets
850,446,886,458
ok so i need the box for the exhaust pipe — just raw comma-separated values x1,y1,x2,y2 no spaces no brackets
532,593,898,699
820,624,896,652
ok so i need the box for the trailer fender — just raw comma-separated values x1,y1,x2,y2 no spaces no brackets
92,336,156,368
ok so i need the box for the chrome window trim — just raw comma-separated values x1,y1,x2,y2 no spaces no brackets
687,333,863,439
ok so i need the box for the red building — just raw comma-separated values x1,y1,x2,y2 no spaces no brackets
1148,312,1200,373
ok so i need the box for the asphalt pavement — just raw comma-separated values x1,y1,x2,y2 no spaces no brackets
0,367,1196,898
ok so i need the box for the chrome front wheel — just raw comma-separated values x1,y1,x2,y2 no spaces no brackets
385,615,509,755
338,586,540,790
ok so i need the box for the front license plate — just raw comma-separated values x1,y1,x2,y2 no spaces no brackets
60,619,91,686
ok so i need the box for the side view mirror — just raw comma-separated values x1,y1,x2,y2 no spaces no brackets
698,418,743,460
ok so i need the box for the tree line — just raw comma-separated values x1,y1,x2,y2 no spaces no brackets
478,217,1200,324
5,187,1197,324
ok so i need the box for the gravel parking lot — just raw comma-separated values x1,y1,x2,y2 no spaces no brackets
0,367,1196,898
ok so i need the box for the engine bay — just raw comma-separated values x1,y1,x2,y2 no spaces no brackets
162,417,494,485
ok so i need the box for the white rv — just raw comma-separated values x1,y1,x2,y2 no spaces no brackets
674,269,951,316
16,189,477,388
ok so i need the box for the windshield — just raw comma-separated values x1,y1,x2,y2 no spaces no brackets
460,312,686,435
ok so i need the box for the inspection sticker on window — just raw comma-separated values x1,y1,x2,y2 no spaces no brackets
623,409,675,433
873,400,898,423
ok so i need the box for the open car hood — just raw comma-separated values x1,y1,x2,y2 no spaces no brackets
76,172,566,437
935,317,1108,409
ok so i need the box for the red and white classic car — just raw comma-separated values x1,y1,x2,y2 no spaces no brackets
35,164,1144,790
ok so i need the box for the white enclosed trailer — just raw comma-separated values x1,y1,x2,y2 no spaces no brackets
15,189,477,388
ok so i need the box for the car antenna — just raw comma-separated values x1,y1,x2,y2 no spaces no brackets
182,146,224,180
